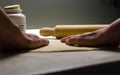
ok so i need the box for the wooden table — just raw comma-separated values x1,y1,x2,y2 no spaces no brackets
0,29,120,75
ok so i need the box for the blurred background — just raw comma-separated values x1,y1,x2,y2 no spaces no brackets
0,0,120,29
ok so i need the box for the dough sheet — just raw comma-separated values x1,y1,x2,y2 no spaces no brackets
30,40,99,53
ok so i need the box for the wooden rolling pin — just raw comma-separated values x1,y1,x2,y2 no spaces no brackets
40,25,109,39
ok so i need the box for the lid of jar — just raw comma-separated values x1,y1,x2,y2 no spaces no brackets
4,4,22,13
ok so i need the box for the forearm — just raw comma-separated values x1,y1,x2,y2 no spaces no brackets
109,18,120,31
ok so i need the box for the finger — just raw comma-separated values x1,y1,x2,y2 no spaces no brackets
64,35,95,47
60,35,77,43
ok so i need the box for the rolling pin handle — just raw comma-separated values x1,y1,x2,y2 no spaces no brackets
40,27,55,36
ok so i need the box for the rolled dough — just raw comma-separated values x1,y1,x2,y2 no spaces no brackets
30,40,99,53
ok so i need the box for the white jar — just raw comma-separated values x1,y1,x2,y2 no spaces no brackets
4,4,26,32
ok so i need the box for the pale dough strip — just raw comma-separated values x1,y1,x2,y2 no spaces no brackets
30,40,99,53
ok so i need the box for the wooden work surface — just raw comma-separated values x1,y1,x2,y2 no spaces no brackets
0,29,120,75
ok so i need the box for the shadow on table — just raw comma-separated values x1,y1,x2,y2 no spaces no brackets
0,49,30,60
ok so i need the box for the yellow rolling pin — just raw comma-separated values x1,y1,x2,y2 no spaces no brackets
40,25,109,39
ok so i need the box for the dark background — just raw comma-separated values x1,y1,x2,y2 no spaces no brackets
0,0,120,29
